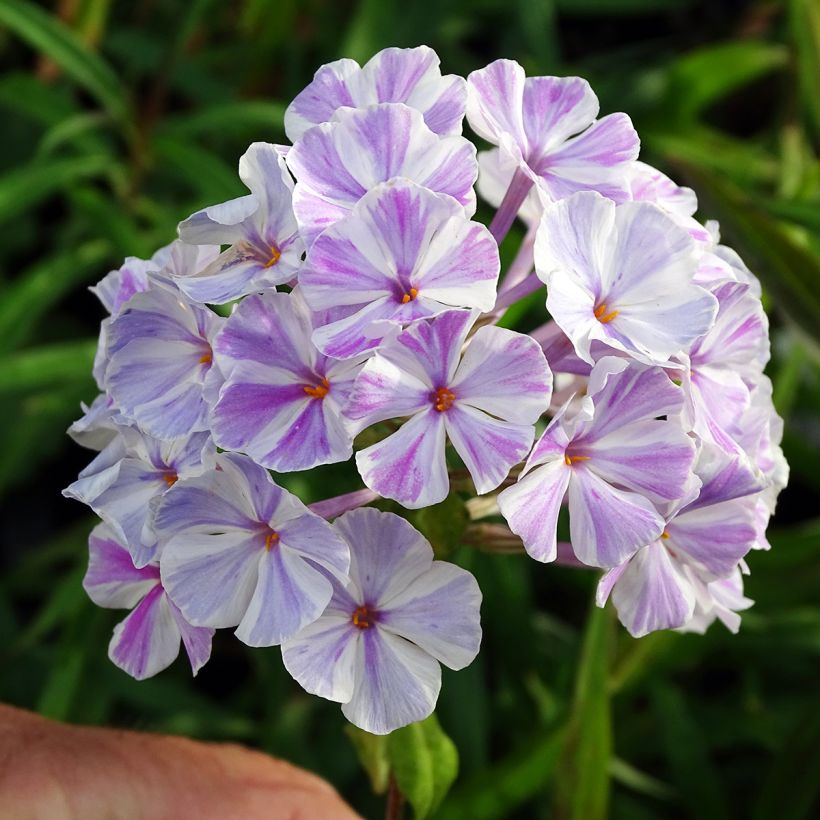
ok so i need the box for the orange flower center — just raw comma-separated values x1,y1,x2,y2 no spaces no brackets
401,287,418,304
594,302,619,324
263,245,282,268
433,386,456,412
564,454,591,466
264,530,280,551
162,472,178,487
303,376,330,399
352,605,375,630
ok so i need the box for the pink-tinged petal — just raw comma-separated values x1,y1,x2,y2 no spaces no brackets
537,113,639,202
235,545,335,646
281,614,358,702
379,562,482,670
466,59,527,154
608,542,696,637
178,194,258,244
168,600,214,675
497,460,570,563
584,421,696,504
445,405,534,494
333,509,434,605
108,586,181,680
342,628,441,735
356,409,448,509
567,467,664,568
345,351,431,432
450,325,552,424
521,75,598,161
285,58,359,141
84,523,160,609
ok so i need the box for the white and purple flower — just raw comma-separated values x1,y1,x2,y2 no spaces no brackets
498,358,696,567
347,310,552,508
177,142,303,304
282,508,481,734
211,290,360,472
84,522,213,680
157,453,350,647
536,191,717,366
285,45,466,141
301,179,499,359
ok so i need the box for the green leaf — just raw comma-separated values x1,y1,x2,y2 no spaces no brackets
0,240,110,354
0,340,97,393
651,683,729,820
791,0,820,141
0,154,112,225
154,135,244,203
609,756,676,801
160,100,287,140
553,601,613,820
386,713,459,818
436,725,566,820
676,164,820,344
346,725,390,794
665,41,788,122
37,111,110,156
0,0,130,125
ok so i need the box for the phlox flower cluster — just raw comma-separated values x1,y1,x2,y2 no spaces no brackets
64,46,787,735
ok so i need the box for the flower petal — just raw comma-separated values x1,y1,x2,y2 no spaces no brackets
342,628,441,735
356,409,448,509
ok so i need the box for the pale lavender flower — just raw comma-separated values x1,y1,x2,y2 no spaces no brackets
67,394,121,451
177,143,303,304
466,59,639,208
498,358,696,568
64,429,215,568
285,46,466,141
300,179,499,359
286,102,477,247
211,289,360,472
84,522,213,680
282,508,481,735
597,443,762,637
679,566,754,635
536,191,717,366
157,453,350,647
346,310,552,508
105,286,223,440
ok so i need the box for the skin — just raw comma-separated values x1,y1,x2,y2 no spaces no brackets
0,704,360,820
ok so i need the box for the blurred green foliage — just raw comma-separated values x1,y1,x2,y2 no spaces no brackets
0,0,819,817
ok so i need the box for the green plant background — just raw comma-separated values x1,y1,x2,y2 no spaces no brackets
1,1,819,818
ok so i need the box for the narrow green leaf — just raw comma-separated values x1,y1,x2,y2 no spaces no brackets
0,154,112,225
609,756,676,801
676,164,820,344
160,100,287,140
37,111,110,156
665,41,788,122
651,684,729,820
346,725,390,794
386,713,458,818
0,340,97,393
436,726,566,820
0,0,130,124
553,602,613,820
0,240,110,354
